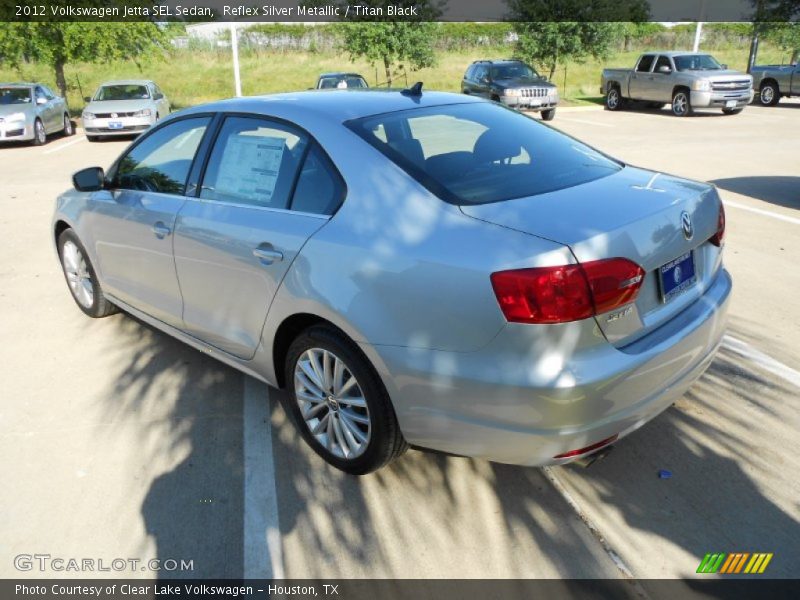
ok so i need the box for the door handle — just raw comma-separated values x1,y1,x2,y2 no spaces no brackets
253,246,283,264
152,222,171,239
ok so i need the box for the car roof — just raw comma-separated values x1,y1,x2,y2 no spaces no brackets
640,51,713,57
96,80,154,86
470,60,526,65
178,89,485,123
0,82,37,88
318,72,365,78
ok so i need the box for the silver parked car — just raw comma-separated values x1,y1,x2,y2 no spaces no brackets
602,52,753,116
53,90,731,474
0,82,74,145
82,80,170,141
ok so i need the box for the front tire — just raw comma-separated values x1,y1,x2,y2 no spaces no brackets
605,86,624,111
57,229,118,318
722,107,743,115
86,135,99,142
540,108,556,121
759,81,780,106
62,114,74,136
32,119,46,145
671,89,693,117
284,325,408,474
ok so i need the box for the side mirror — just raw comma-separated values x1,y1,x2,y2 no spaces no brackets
154,93,164,100
73,167,105,192
83,96,91,103
541,76,549,82
658,65,672,74
36,96,47,105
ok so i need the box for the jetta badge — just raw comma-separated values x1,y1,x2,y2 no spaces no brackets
681,211,693,240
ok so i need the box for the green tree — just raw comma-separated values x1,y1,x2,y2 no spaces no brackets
334,1,443,86
507,0,649,79
763,23,800,63
0,21,166,106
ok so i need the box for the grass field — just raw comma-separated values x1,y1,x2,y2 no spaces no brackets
0,44,787,114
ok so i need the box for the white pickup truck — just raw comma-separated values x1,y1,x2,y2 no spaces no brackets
601,52,753,117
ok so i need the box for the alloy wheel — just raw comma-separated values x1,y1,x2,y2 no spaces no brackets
673,93,688,116
294,348,371,460
760,85,775,105
35,121,46,144
607,88,619,109
61,240,94,308
64,115,73,135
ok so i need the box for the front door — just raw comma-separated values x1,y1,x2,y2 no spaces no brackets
88,116,211,326
173,115,341,359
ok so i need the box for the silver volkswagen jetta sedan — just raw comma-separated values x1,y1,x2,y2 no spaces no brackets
52,90,730,474
82,79,170,141
0,82,73,145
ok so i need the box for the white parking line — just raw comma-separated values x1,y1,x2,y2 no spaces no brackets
243,376,284,579
722,335,800,389
556,117,614,128
723,200,800,226
43,136,86,155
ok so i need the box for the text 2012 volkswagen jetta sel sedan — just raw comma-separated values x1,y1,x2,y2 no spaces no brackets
53,89,730,474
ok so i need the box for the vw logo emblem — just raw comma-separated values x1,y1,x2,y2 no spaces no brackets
111,112,118,118
681,211,693,240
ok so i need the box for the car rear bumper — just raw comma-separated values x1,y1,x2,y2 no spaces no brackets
0,121,33,142
366,267,731,466
691,90,753,109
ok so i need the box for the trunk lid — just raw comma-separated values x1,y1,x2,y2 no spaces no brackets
461,166,724,346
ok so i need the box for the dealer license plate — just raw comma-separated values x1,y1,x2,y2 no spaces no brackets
108,121,123,129
659,251,696,303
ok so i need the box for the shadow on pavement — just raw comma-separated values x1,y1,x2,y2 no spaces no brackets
712,176,800,211
94,307,798,579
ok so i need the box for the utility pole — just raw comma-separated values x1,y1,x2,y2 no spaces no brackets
693,22,703,52
230,23,242,97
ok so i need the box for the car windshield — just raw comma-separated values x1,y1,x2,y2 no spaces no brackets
490,63,540,80
347,102,621,206
94,85,150,101
674,54,723,71
319,76,367,89
0,87,32,105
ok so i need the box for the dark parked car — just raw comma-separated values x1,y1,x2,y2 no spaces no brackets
315,73,369,90
461,60,559,120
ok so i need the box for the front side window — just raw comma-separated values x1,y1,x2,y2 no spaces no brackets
674,54,723,71
347,102,621,206
94,85,150,101
200,116,309,209
114,117,210,194
636,55,656,72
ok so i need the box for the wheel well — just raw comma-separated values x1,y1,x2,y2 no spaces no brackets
672,85,690,97
760,78,779,91
272,313,345,388
54,220,70,246
608,82,620,92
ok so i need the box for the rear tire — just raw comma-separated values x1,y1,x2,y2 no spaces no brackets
283,325,408,475
57,229,118,318
32,119,46,146
758,81,780,106
540,108,556,121
62,114,74,136
605,86,624,111
671,89,693,117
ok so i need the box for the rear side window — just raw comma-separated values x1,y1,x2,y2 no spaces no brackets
346,102,621,206
290,144,345,215
636,55,656,72
114,117,210,194
200,116,308,209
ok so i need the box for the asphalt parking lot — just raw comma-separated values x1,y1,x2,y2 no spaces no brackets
1,100,798,585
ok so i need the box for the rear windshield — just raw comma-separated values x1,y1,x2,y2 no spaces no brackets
94,85,150,101
0,87,32,105
346,102,621,206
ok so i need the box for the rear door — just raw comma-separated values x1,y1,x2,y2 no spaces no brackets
173,115,342,359
88,116,211,327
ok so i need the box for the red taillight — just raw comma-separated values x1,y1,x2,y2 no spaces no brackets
554,434,619,459
490,258,644,324
710,202,726,247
